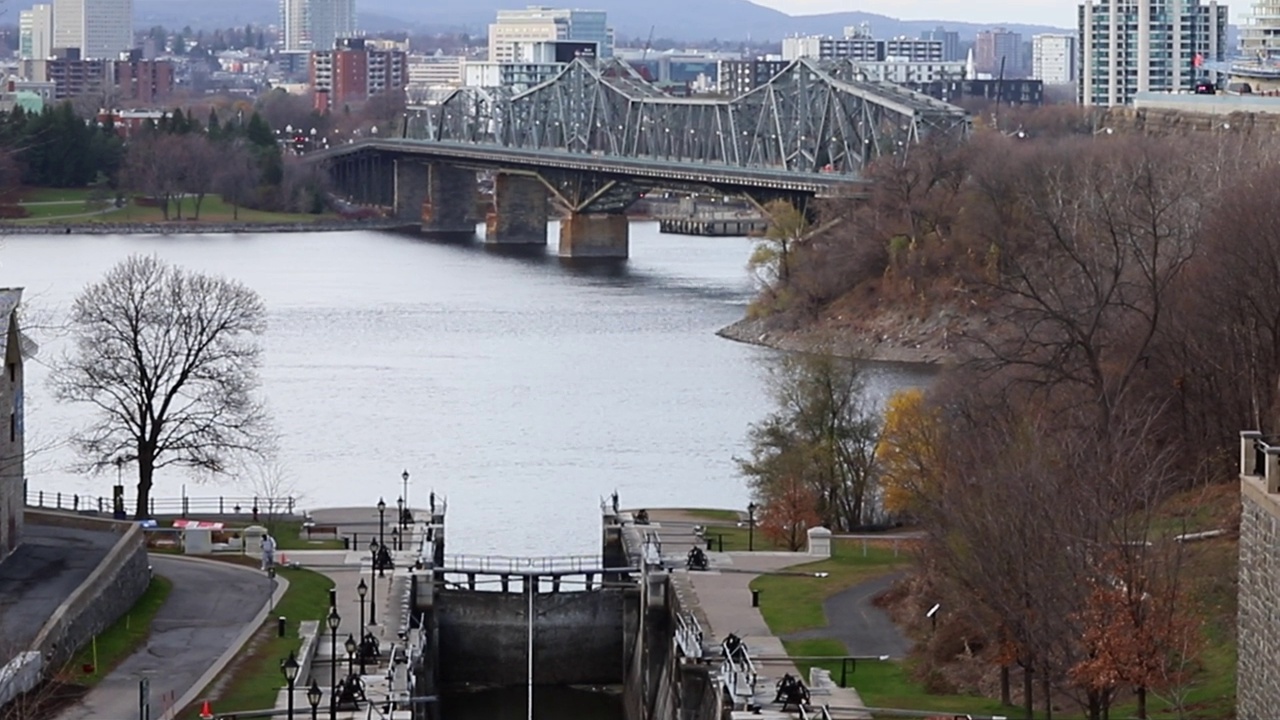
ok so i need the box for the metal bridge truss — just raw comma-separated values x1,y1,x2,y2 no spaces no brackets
404,57,968,185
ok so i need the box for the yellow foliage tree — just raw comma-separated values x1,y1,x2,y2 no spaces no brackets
876,389,943,515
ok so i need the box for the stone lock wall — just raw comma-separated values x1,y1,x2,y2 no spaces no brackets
1238,477,1280,720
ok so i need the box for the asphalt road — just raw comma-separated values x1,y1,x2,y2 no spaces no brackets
0,524,118,661
784,571,911,659
56,555,275,720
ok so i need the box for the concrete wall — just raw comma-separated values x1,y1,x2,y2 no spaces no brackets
29,516,150,669
1238,474,1280,720
0,301,25,561
436,587,630,686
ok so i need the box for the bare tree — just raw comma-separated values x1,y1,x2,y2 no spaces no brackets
236,457,300,536
214,140,259,221
49,255,272,518
181,135,219,220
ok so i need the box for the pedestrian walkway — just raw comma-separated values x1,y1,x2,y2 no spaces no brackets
643,509,873,720
253,505,431,719
56,555,282,720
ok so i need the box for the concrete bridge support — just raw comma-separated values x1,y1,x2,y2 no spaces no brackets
394,159,428,223
423,163,479,235
486,174,548,245
559,212,629,259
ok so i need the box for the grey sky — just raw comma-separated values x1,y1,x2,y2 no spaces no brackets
749,0,1076,29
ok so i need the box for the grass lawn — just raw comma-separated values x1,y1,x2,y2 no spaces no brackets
20,187,93,203
750,539,911,635
60,575,174,687
180,564,333,717
273,519,345,551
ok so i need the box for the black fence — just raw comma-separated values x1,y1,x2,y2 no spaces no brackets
25,488,296,519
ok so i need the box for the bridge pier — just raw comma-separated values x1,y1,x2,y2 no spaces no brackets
423,163,479,235
393,159,427,223
559,212,629,259
486,174,548,245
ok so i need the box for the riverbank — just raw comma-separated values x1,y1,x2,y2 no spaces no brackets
1,218,414,235
716,307,963,366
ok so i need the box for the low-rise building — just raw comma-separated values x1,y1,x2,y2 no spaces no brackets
0,289,27,562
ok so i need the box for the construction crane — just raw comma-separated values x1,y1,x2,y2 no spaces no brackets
641,24,655,62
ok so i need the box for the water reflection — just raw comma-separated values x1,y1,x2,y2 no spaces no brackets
440,684,622,720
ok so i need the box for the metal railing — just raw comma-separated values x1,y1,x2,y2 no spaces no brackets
442,554,613,575
674,612,704,658
24,489,295,518
719,637,758,709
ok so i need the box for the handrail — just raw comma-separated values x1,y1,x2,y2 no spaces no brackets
443,554,621,574
674,612,704,658
25,489,296,517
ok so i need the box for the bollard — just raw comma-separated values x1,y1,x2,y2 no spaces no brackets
751,589,761,608
706,537,714,551
278,616,286,637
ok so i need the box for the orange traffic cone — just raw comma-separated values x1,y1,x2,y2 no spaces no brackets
279,552,288,566
199,700,213,719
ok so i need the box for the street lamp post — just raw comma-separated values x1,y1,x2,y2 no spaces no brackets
368,539,379,625
377,498,386,578
344,633,357,678
401,470,410,527
356,578,368,672
326,608,340,720
397,496,405,532
747,502,758,552
282,652,299,720
307,679,322,720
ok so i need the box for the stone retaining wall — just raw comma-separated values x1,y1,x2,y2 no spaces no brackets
1237,475,1280,720
29,520,150,669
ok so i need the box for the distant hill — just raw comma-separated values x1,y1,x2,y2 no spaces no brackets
128,0,1071,41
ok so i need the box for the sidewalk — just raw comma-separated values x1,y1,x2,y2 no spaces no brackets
56,555,282,720
255,506,430,719
645,510,872,720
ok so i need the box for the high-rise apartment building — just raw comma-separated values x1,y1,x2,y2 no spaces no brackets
1242,0,1280,60
920,26,963,61
781,35,943,62
1078,0,1227,106
311,38,406,109
19,5,54,60
280,0,355,52
1032,34,1076,84
974,28,1024,76
52,0,133,59
488,6,613,61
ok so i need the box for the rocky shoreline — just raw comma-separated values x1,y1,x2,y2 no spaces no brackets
1,219,415,236
716,315,956,367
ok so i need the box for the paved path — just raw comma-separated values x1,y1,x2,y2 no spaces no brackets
0,524,118,661
56,556,276,720
785,571,910,659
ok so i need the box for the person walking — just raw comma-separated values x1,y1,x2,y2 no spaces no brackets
261,532,277,572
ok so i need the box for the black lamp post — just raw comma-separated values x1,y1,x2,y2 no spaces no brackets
307,679,322,720
397,496,405,532
377,498,386,577
401,470,410,527
355,573,366,671
747,502,758,552
326,608,340,720
344,633,357,677
282,652,300,720
368,539,378,625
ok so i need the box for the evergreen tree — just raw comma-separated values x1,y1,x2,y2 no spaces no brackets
207,108,221,141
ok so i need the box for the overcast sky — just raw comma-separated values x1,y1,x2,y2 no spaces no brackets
749,0,1077,29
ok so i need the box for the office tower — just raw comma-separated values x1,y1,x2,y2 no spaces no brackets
52,0,132,59
1078,0,1227,105
280,0,355,52
1032,34,1076,84
488,6,613,61
20,5,54,60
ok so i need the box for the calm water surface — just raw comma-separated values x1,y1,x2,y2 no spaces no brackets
10,222,929,559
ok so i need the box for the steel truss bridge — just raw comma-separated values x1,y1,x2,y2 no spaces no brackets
316,57,970,211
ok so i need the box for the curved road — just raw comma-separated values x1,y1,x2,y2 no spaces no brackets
784,571,911,659
57,555,275,720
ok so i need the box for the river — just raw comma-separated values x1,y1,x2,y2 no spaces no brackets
9,221,936,718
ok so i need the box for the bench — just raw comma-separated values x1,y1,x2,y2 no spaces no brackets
304,524,339,540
